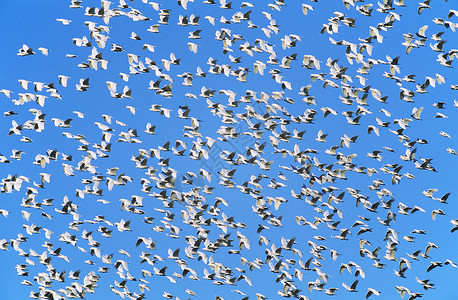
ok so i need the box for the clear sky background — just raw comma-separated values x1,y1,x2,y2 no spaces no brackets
0,0,458,299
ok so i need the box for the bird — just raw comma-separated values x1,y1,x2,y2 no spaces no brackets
342,279,359,292
451,220,458,233
56,18,71,25
418,0,431,14
187,42,199,53
17,44,35,56
37,47,50,56
130,32,141,40
366,288,381,298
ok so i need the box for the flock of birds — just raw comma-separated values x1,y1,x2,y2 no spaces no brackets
1,0,458,299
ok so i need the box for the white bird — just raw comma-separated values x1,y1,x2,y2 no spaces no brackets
302,4,314,15
205,16,216,25
37,47,50,56
58,75,70,87
73,111,85,118
411,107,423,120
187,42,199,53
115,219,131,232
366,288,381,298
56,18,71,25
160,108,172,118
17,44,35,56
142,43,155,52
130,32,141,40
126,106,137,115
0,89,12,98
18,79,30,90
342,279,359,292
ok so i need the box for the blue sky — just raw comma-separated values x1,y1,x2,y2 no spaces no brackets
1,0,458,299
